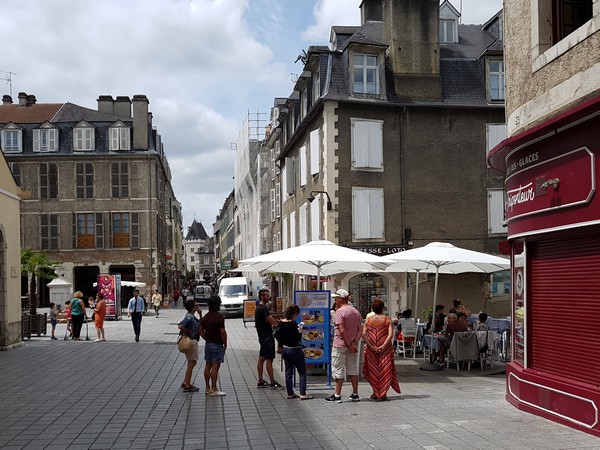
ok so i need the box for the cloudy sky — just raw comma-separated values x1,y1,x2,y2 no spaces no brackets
1,0,502,234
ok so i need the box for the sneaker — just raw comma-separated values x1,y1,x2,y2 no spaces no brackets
270,381,284,390
349,393,360,402
257,380,269,388
183,385,200,392
325,394,342,403
210,390,226,396
94,339,101,342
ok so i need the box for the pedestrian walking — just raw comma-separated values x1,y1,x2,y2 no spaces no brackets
94,293,107,342
48,302,59,340
200,295,227,396
173,288,180,306
70,291,88,341
127,289,145,342
181,287,189,303
152,289,162,317
255,288,284,389
326,289,362,403
178,299,202,392
63,300,72,339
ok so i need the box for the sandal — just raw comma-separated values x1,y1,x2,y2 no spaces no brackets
300,395,314,400
287,394,299,399
370,394,377,400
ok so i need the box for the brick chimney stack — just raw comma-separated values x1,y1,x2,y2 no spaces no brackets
132,95,149,150
2,95,13,105
97,95,114,114
18,92,28,106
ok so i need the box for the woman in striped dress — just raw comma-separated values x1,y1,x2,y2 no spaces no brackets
361,298,401,401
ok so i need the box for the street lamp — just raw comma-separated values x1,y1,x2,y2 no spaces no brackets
307,190,332,211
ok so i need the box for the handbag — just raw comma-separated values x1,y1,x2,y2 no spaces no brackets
177,334,193,353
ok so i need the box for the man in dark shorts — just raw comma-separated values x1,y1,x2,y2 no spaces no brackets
255,289,283,389
200,295,227,396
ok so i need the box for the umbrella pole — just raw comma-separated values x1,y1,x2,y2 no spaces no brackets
421,266,443,371
414,269,421,319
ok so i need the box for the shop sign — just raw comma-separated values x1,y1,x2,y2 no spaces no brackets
505,146,595,221
354,245,407,255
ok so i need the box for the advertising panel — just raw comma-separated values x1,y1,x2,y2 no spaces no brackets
97,274,122,320
294,290,331,365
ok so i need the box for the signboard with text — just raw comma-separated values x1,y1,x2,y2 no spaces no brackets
294,290,331,365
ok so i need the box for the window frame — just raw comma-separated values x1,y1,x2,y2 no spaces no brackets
33,124,58,153
352,53,380,95
76,162,94,199
487,58,505,103
1,125,22,153
439,19,457,43
111,162,129,198
109,122,131,151
77,213,95,249
40,163,58,200
351,118,384,171
352,187,385,241
73,122,95,151
41,213,59,250
112,212,130,248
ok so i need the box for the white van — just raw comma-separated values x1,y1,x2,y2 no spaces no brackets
217,277,253,316
193,285,212,305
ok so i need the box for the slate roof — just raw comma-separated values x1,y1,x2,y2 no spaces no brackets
185,220,209,241
0,102,132,125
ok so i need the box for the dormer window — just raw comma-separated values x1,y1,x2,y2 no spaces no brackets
1,124,22,153
33,123,58,152
73,121,95,151
487,59,505,102
109,121,131,151
439,19,457,43
353,54,379,94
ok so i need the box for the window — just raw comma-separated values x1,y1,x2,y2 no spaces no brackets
41,214,59,250
439,19,457,43
312,68,320,103
289,211,296,248
111,162,129,198
1,126,22,152
112,212,130,248
275,182,281,218
352,187,384,240
486,124,507,156
353,54,379,94
351,119,383,171
8,163,20,186
204,256,209,265
270,188,276,222
77,213,95,249
191,256,195,262
310,128,320,175
76,162,94,199
487,59,505,102
73,123,95,151
33,125,58,152
488,189,506,235
285,157,295,196
40,163,58,199
553,0,593,42
109,122,131,150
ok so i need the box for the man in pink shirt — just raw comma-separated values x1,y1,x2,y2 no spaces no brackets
326,289,363,403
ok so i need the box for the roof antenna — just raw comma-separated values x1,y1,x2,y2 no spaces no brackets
1,70,20,97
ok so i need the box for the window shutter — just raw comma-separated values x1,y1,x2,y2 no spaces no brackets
1,131,5,150
372,189,385,238
486,123,507,155
285,157,295,195
290,211,296,248
310,129,320,175
299,203,307,245
310,197,321,241
48,128,57,151
86,162,94,198
72,213,77,249
110,128,118,150
352,120,383,169
131,212,139,248
76,163,84,198
49,163,58,199
95,212,104,248
282,216,288,249
300,145,307,187
353,189,370,238
275,182,281,218
33,129,40,152
270,188,275,222
488,189,505,234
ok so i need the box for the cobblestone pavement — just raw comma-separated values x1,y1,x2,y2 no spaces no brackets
1,305,598,449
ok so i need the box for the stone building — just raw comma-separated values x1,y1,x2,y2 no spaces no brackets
260,0,507,317
1,93,183,303
0,150,21,349
488,0,600,437
183,219,215,282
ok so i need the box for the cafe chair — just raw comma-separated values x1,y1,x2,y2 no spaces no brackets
476,331,500,369
447,332,479,371
397,329,418,358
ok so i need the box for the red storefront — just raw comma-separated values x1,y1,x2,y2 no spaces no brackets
488,94,600,437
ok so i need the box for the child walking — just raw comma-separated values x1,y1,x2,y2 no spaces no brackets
64,300,72,339
49,302,59,340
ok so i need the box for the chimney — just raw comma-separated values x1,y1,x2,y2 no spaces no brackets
132,95,149,150
97,95,114,114
383,0,442,101
18,92,28,106
360,0,382,24
114,96,132,118
27,95,37,105
2,95,13,105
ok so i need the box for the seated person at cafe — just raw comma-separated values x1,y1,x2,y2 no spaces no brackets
437,313,468,365
457,312,470,329
425,305,446,334
474,312,491,331
397,309,417,339
452,298,471,317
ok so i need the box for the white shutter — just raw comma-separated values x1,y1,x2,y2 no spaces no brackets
48,128,57,151
488,189,506,234
352,119,383,170
110,128,118,150
275,182,281,218
310,128,320,175
290,211,296,247
0,131,5,150
310,196,321,241
352,187,384,239
282,216,288,249
300,145,307,187
299,203,308,245
33,129,40,152
486,123,507,155
120,128,130,150
270,188,275,222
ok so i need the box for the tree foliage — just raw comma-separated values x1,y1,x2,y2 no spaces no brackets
20,248,59,315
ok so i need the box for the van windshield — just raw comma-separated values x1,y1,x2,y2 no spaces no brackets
219,284,247,296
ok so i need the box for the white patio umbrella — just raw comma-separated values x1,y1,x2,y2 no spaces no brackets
239,240,389,279
382,242,510,370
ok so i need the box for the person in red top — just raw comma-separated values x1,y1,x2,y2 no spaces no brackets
437,313,468,365
94,293,107,342
173,289,180,306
